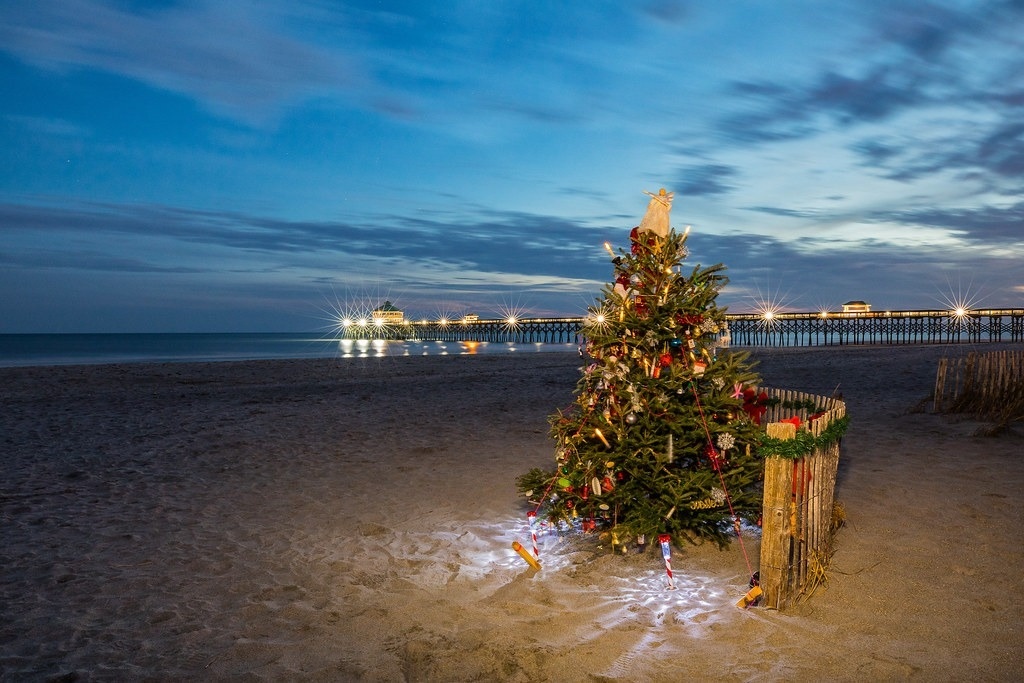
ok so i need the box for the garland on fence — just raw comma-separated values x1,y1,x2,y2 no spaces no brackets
756,415,850,460
774,397,829,412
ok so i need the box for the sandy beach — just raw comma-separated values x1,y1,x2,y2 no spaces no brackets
2,344,1022,681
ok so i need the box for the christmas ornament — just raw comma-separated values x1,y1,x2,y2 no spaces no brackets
637,188,673,238
659,534,677,590
712,487,727,504
737,585,762,609
705,444,724,470
742,389,769,424
527,510,540,561
716,432,736,452
511,540,541,570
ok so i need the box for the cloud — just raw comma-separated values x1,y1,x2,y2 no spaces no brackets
878,200,1024,244
715,2,1023,148
690,228,1021,312
674,164,738,197
849,117,1024,187
0,247,201,273
0,200,614,283
0,0,355,124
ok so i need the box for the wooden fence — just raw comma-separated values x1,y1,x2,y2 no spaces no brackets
758,389,847,610
933,349,1024,416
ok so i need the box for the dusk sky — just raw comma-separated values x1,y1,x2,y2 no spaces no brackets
1,1,1022,333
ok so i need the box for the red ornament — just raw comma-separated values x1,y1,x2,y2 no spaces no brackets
659,353,673,367
675,313,704,326
629,226,657,254
705,444,725,470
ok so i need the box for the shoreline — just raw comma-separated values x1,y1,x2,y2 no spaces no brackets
0,337,1014,368
2,344,1021,680
0,333,580,369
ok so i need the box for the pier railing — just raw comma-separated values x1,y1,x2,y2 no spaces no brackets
727,309,1024,347
343,309,1024,347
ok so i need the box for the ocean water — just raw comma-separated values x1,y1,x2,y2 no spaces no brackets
0,333,578,368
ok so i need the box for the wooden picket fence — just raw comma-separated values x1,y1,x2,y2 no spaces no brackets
933,350,1024,426
758,389,847,610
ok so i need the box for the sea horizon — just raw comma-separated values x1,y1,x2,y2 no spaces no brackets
0,332,579,368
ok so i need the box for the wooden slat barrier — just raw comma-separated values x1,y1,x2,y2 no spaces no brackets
758,389,846,609
934,350,1024,414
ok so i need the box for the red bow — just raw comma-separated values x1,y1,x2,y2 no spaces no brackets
742,389,769,425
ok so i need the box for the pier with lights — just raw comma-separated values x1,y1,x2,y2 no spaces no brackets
726,308,1024,346
337,308,1024,346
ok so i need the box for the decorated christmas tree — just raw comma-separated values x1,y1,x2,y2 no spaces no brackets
518,189,768,550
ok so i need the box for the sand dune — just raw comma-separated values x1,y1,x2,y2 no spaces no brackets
2,345,1022,681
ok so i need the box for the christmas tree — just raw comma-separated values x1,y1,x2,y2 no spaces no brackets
518,189,767,550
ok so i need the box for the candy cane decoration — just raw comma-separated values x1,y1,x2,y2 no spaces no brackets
511,541,541,570
526,510,540,560
658,533,677,590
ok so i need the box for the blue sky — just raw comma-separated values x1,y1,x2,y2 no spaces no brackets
1,0,1021,333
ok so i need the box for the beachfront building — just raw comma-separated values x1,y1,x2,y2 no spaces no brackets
841,300,871,314
373,301,405,325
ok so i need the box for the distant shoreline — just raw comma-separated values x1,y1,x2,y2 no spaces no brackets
4,329,1020,369
0,333,579,368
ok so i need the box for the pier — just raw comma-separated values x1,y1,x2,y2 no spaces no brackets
726,309,1024,346
342,309,1024,347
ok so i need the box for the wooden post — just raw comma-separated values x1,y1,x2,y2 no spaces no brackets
934,357,947,412
760,421,796,609
757,390,848,609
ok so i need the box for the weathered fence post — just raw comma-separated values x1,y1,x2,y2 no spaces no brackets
760,422,796,610
758,390,847,609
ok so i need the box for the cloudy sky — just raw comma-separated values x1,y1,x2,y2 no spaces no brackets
1,0,1021,333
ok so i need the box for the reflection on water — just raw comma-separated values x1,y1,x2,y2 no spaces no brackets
336,339,576,358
